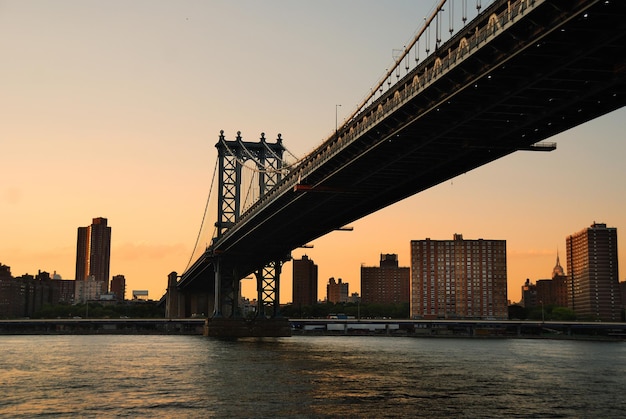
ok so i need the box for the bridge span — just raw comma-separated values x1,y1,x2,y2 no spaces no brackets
169,0,626,331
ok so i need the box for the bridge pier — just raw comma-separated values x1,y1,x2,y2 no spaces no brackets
165,272,180,319
255,259,285,319
203,317,291,338
213,259,221,317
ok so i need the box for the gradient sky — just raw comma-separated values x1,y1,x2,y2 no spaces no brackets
2,0,625,304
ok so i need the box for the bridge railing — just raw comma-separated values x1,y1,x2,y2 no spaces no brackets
216,0,541,247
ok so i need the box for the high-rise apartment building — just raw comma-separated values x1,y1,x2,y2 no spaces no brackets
110,274,126,301
292,255,318,306
75,217,111,296
360,254,410,304
566,222,621,321
411,234,508,320
327,277,349,303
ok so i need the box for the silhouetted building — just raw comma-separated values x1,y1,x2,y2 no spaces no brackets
521,278,537,308
75,217,111,297
361,254,409,304
110,274,126,301
327,277,349,303
619,281,626,321
0,264,25,318
0,263,12,280
0,265,75,318
411,234,508,320
292,255,318,306
536,276,568,307
566,222,621,321
550,253,569,307
54,279,75,304
522,254,568,309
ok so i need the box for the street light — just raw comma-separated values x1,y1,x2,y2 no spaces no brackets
335,104,342,137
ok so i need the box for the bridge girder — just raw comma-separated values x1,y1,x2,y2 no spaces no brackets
180,0,626,302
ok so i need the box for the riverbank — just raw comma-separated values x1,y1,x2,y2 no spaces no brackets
1,318,625,341
290,318,626,341
0,318,205,335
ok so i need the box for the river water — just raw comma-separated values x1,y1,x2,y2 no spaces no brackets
1,335,625,418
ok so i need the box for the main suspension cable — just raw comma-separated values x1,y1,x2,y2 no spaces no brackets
185,157,218,272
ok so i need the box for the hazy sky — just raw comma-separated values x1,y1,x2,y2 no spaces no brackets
2,0,625,304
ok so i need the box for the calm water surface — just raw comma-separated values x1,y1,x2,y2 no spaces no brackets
1,335,625,418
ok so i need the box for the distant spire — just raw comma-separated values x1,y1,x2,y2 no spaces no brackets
552,249,565,278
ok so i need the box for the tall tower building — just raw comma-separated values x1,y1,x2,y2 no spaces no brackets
75,217,111,295
566,222,621,321
292,255,318,306
360,254,410,304
410,234,508,320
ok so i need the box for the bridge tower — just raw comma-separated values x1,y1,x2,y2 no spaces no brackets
215,130,285,237
213,131,287,320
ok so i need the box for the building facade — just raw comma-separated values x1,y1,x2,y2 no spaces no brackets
0,264,76,318
327,277,349,303
75,279,106,304
75,217,111,296
360,254,410,304
566,222,621,321
410,234,508,320
110,274,126,301
292,255,318,306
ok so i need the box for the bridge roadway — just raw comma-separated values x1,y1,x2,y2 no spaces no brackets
180,0,626,296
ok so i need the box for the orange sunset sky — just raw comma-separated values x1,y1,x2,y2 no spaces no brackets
2,0,625,305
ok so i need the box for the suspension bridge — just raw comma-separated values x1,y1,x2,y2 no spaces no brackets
164,0,626,336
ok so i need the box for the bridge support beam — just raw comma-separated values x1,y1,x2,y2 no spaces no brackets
213,259,221,317
203,317,291,337
165,271,180,319
255,260,283,319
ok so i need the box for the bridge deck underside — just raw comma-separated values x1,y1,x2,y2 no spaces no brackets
181,0,626,291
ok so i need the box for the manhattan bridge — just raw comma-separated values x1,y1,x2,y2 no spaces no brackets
162,0,626,336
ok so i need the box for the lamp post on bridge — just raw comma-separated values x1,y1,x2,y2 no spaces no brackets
335,104,341,139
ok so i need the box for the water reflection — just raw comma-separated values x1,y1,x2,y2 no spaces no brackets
0,335,625,417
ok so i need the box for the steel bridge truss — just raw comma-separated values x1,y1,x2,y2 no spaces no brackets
215,130,285,238
255,260,283,318
214,131,286,318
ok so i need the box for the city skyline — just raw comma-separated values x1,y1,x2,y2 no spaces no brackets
2,1,625,304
